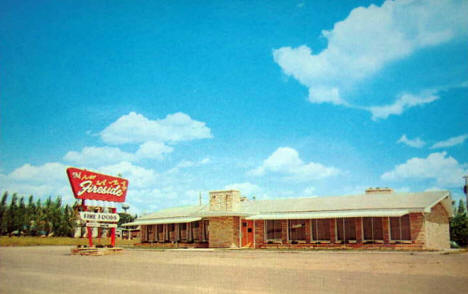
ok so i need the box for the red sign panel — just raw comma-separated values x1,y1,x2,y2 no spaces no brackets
66,167,128,202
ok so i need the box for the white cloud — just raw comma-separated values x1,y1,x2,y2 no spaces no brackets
248,147,340,182
431,134,468,149
0,162,73,201
303,186,316,196
397,134,426,148
64,142,173,167
100,112,213,145
224,182,261,196
98,161,158,189
167,158,211,174
366,92,439,120
381,152,467,187
135,141,173,160
64,146,135,166
273,0,467,114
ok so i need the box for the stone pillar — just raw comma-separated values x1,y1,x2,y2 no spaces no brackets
330,219,336,243
281,220,288,244
355,218,363,243
255,220,265,248
304,219,311,243
382,217,390,243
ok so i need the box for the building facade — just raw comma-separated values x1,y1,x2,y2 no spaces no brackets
124,188,452,250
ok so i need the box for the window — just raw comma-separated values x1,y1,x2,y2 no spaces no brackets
363,217,384,241
265,220,282,240
311,219,331,241
288,220,306,241
336,218,356,242
390,215,411,241
169,224,175,232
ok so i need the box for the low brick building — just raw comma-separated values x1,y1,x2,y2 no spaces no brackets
124,188,453,250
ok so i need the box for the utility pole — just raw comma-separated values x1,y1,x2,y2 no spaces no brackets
464,175,468,212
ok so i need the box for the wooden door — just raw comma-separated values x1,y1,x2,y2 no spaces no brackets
241,220,254,247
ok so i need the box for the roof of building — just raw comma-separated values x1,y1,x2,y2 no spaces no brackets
123,190,452,226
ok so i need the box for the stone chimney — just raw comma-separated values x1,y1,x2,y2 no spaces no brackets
209,190,241,211
365,187,394,194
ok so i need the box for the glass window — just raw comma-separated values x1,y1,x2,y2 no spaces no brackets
288,220,306,241
363,217,384,241
336,218,356,242
311,219,330,241
390,215,411,241
266,220,282,240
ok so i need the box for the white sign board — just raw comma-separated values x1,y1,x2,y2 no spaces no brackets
86,223,118,228
80,212,119,222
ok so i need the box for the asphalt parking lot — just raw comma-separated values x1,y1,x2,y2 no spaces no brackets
1,246,467,294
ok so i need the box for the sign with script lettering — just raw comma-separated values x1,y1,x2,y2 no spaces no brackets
66,167,128,202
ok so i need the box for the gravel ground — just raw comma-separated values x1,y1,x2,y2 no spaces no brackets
1,246,467,294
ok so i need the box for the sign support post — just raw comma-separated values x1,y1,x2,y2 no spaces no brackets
66,167,128,249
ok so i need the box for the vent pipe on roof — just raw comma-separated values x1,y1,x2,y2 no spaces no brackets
365,187,394,194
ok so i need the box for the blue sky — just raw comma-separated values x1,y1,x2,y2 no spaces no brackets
1,0,467,214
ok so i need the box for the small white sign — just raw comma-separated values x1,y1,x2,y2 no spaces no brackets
86,223,118,228
80,212,120,222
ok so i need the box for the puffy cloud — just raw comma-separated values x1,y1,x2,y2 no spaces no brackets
431,134,468,149
0,162,73,201
224,182,261,196
97,161,157,189
64,142,173,167
273,0,467,115
64,146,135,166
381,152,467,187
397,134,426,148
303,186,317,196
366,92,439,120
100,112,213,145
135,141,173,160
248,147,340,182
167,158,211,174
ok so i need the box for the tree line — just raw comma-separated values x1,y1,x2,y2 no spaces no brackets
0,192,77,237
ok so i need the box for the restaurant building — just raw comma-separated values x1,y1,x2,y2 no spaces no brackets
123,188,452,250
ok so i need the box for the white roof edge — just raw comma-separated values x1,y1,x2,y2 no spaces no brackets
122,217,202,226
246,209,411,220
424,191,453,217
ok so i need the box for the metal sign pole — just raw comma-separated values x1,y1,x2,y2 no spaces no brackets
111,206,117,247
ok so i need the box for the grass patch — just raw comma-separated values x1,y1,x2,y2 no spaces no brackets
0,236,139,247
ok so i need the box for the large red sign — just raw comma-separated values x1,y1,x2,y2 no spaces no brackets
66,167,128,202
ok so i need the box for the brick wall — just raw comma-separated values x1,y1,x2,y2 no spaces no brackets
425,203,450,250
254,220,265,247
209,190,241,211
208,216,240,248
410,213,425,247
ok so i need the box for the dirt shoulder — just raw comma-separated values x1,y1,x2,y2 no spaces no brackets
1,247,467,294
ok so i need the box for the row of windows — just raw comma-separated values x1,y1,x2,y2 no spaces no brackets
265,216,411,242
144,221,209,242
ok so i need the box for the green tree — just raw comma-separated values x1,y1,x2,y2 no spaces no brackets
118,212,136,227
450,199,468,246
6,193,18,235
26,195,36,235
17,197,27,235
0,192,8,235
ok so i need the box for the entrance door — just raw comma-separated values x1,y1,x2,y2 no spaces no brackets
241,220,254,247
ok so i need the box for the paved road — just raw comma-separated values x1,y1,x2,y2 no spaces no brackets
1,246,468,294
